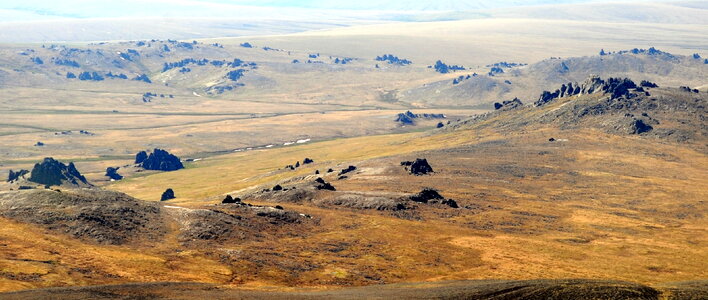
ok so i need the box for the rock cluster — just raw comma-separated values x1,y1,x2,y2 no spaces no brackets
7,169,29,182
494,98,524,111
409,188,458,208
406,158,433,175
315,177,336,191
339,165,357,176
222,195,242,204
135,149,184,171
28,157,89,186
395,111,446,125
535,76,643,107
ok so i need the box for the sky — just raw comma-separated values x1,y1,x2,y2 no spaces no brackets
0,0,654,21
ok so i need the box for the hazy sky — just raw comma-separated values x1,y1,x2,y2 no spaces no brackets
0,0,654,21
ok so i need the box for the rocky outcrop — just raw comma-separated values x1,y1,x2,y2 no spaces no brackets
303,158,314,164
135,151,148,164
339,165,357,176
7,169,29,182
410,188,444,203
494,98,524,111
395,111,446,125
28,158,89,186
137,149,184,171
105,167,123,180
535,76,642,107
160,188,175,201
315,178,336,191
409,188,459,208
222,195,241,204
410,158,433,175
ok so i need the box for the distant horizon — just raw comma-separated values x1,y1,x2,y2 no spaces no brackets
0,0,662,22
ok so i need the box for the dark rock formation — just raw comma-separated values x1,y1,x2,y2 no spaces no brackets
315,178,336,191
303,158,314,164
640,80,658,88
629,119,654,134
160,188,175,201
35,141,45,146
535,76,641,107
105,167,123,180
7,169,29,182
494,98,524,111
273,185,283,191
28,157,88,186
549,138,556,142
395,111,446,125
135,151,148,164
222,195,241,204
437,122,445,128
339,166,357,176
401,161,413,166
410,188,444,203
375,54,412,66
327,168,334,173
138,149,184,171
442,199,459,208
410,158,433,175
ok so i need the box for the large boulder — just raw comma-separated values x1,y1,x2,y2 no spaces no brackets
28,158,89,186
138,149,184,171
160,188,175,201
135,151,148,164
410,158,433,175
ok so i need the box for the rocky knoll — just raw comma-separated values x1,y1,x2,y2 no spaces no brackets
136,148,184,171
0,189,163,245
28,157,90,187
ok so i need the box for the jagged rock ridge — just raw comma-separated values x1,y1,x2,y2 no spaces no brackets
28,157,89,186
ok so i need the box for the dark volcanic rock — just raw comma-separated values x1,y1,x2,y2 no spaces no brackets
7,169,29,182
222,195,241,204
339,165,357,176
303,158,314,164
410,188,444,203
535,76,640,107
273,184,283,191
410,158,433,175
28,158,89,186
160,188,175,201
139,149,184,171
105,167,123,180
494,98,524,111
395,111,446,125
442,199,459,208
629,119,654,134
135,151,148,164
314,178,336,191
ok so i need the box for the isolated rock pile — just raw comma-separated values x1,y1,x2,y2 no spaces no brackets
135,148,184,171
402,158,434,175
28,157,89,186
